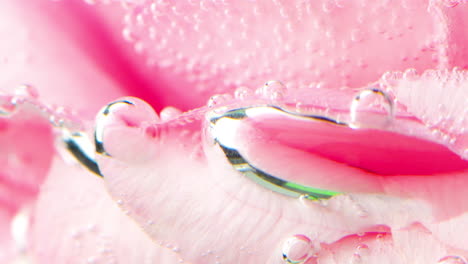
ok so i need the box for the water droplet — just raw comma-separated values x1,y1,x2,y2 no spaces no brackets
349,88,394,128
349,243,370,263
61,129,102,176
256,80,287,101
234,86,253,100
282,234,315,264
95,97,159,163
438,256,468,264
210,105,341,200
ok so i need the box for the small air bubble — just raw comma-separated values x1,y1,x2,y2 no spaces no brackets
282,234,316,264
350,88,394,128
122,27,136,42
403,68,418,80
207,94,232,108
256,80,287,101
234,86,252,100
160,106,182,121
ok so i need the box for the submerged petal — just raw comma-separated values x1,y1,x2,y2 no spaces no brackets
96,73,466,263
31,157,183,264
0,99,54,263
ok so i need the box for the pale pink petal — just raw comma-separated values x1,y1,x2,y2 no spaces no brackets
109,0,468,109
95,75,467,263
0,0,128,117
31,156,183,264
0,106,54,263
318,225,466,264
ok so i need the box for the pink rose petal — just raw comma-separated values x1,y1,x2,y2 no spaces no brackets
32,156,183,264
0,104,54,263
95,81,466,262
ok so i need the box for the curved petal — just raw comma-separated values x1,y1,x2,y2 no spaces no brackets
0,0,128,117
0,106,54,263
96,74,467,263
31,156,183,264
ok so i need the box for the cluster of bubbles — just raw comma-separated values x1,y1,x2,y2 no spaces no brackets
0,84,84,130
206,80,289,108
281,233,467,264
114,0,438,98
207,80,395,129
381,68,468,159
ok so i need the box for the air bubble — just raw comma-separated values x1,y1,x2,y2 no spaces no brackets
282,234,316,264
234,86,253,100
381,71,402,87
210,105,341,200
351,243,370,263
349,88,394,128
256,80,287,101
207,94,232,108
122,27,137,42
160,106,182,121
94,97,159,163
438,256,468,264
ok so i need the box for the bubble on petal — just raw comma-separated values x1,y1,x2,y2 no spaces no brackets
234,86,253,100
256,80,287,101
207,94,232,108
160,106,182,121
94,97,161,166
282,234,316,264
349,88,394,128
